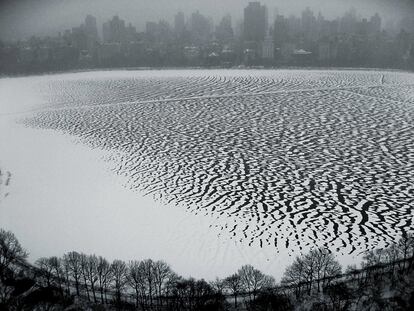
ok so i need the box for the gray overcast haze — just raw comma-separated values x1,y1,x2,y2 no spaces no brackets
0,0,413,40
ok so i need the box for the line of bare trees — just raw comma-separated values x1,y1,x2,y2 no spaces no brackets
33,251,279,310
35,253,186,309
1,227,414,311
0,227,287,310
279,235,414,311
339,236,414,310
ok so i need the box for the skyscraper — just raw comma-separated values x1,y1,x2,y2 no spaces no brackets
84,15,98,42
146,21,159,40
216,15,234,44
103,16,127,43
174,12,186,35
369,13,382,34
243,2,268,43
301,7,317,41
190,11,212,44
273,14,290,46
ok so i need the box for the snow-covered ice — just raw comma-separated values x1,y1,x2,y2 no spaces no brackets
1,69,413,280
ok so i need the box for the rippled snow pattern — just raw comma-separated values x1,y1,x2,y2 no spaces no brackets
24,70,414,254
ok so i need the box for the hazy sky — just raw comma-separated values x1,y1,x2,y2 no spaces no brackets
0,0,413,41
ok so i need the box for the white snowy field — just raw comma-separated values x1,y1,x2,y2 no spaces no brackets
0,69,413,280
0,111,291,280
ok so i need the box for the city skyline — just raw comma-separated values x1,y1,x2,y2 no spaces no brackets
1,1,413,74
0,5,400,44
0,0,413,41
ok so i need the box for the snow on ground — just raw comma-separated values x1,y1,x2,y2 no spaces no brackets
0,115,291,280
0,69,413,280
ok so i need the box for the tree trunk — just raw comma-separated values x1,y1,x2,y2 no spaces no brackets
100,286,104,304
83,276,90,301
75,279,80,297
158,285,163,306
104,286,108,304
91,283,97,303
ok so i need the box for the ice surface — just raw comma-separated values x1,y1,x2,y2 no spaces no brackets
0,116,292,280
1,69,414,280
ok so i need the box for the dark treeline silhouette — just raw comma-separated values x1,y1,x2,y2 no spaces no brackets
1,227,414,310
1,2,414,75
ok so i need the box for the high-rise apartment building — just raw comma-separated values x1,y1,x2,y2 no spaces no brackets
244,2,268,42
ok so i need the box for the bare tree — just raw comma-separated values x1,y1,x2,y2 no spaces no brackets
397,234,414,271
282,249,341,297
311,249,342,292
302,251,317,295
141,259,155,307
36,256,69,291
224,273,242,308
384,244,399,278
238,265,274,302
128,260,146,308
63,251,82,297
281,255,306,298
153,260,173,306
164,271,181,309
210,277,225,295
0,229,28,306
35,257,54,287
110,259,128,305
85,255,99,303
96,256,112,304
48,256,64,291
80,253,91,301
0,229,28,280
62,256,72,295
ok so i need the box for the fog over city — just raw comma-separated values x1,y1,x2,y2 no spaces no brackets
0,0,413,40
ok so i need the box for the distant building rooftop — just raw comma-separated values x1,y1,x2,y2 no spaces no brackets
293,49,312,55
